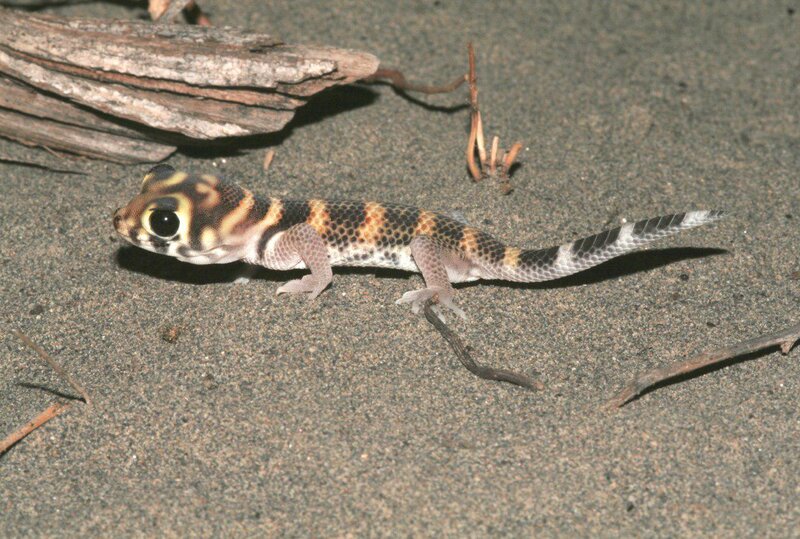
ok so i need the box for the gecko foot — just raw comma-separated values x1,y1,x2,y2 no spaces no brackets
395,286,466,321
276,275,327,300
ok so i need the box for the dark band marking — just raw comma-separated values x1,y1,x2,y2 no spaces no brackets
248,196,272,227
256,225,281,261
281,200,312,228
476,231,506,264
633,213,685,237
431,214,464,249
380,204,419,247
152,196,179,211
146,164,176,180
520,245,559,269
571,226,621,259
326,201,366,247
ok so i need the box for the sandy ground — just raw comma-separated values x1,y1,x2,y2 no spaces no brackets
1,1,798,536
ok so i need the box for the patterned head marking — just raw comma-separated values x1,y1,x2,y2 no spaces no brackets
113,165,267,264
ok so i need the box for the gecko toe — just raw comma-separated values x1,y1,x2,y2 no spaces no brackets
396,287,466,320
276,275,323,297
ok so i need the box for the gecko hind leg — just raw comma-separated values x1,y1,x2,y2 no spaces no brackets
273,223,333,300
396,235,466,321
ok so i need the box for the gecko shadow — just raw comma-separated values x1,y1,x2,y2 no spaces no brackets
16,382,82,402
115,245,727,289
477,246,729,291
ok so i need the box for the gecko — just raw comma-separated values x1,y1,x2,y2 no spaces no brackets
113,165,724,319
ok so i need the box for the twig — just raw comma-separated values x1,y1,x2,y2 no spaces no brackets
466,42,482,181
606,322,800,409
422,299,543,390
263,149,276,173
0,402,70,456
464,43,523,190
362,67,466,94
12,329,91,405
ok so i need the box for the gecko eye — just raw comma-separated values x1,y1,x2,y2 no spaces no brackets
149,209,180,238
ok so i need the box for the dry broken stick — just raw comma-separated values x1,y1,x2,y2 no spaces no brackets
362,66,466,95
0,402,70,457
465,43,523,193
423,299,543,390
606,321,800,409
12,329,92,405
0,8,378,163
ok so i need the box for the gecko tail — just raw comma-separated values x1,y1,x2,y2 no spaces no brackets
491,210,725,283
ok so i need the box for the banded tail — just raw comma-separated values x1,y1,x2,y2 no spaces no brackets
487,211,725,282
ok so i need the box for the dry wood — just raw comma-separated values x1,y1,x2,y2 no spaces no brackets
606,322,800,409
0,108,175,164
422,299,543,390
13,329,92,405
0,49,294,139
0,8,378,162
0,10,376,91
0,402,70,457
7,52,304,109
0,76,166,141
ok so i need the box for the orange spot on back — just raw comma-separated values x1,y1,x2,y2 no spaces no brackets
307,199,331,236
413,211,437,236
358,202,386,244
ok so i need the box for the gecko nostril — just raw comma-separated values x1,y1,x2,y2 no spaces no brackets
113,209,123,228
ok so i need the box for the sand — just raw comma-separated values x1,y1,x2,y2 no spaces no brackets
1,1,798,536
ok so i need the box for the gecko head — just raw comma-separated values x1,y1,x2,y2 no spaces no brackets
113,165,257,265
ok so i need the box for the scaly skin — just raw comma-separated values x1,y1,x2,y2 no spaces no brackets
113,165,724,319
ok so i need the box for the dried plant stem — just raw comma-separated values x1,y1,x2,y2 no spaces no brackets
607,322,800,409
464,43,522,191
263,149,276,173
363,67,466,94
12,330,91,405
0,402,70,456
423,300,543,390
466,43,482,181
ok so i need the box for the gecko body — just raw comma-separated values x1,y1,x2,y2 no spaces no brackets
113,165,724,318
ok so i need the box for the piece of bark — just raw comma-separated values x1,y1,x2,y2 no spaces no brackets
0,138,88,174
6,53,304,109
0,49,294,139
0,76,162,141
0,9,377,91
0,75,176,163
0,108,175,164
0,8,378,161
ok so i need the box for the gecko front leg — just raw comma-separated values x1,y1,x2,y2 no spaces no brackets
396,235,466,321
270,223,333,299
